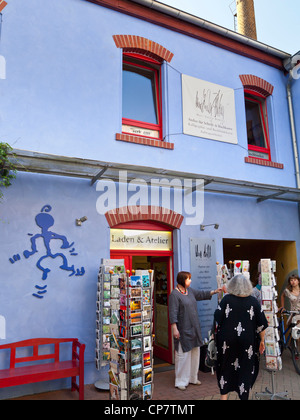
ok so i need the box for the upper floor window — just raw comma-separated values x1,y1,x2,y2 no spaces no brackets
122,53,162,140
240,75,274,162
245,90,270,160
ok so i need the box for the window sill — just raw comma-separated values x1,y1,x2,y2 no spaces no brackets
116,133,174,150
245,156,284,169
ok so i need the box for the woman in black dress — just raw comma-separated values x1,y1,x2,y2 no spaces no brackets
214,274,268,400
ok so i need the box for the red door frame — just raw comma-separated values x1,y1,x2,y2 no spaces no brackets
150,256,173,363
109,220,174,363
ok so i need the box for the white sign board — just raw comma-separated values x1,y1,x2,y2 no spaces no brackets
110,229,172,251
182,74,238,144
190,238,218,340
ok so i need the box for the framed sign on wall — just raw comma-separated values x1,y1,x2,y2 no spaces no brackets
182,74,238,144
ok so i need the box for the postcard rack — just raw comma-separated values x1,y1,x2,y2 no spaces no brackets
255,258,289,400
95,259,154,400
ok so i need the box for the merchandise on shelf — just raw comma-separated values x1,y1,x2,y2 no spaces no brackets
216,262,230,302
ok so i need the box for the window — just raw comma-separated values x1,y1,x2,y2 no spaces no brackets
122,53,162,140
244,90,271,161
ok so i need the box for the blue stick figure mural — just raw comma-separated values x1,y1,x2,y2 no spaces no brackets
9,205,85,299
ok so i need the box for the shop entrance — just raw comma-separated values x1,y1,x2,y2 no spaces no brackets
223,238,298,299
110,221,174,364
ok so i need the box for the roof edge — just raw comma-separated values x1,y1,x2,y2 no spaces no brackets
130,0,291,59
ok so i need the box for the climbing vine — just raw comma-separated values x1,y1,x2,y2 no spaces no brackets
0,142,17,199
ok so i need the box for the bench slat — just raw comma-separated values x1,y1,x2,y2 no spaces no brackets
0,360,80,388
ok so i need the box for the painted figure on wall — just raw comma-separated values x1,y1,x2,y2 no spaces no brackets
9,205,85,299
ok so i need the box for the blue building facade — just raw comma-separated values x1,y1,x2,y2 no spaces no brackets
0,0,299,398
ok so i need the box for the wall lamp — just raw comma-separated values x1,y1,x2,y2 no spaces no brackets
200,223,219,231
76,216,87,226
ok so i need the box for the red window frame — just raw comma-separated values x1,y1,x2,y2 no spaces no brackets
122,53,163,141
244,89,271,161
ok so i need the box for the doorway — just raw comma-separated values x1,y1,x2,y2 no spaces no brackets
110,222,174,364
223,238,298,301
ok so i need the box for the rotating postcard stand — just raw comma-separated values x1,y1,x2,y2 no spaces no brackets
255,259,289,400
95,259,126,391
95,259,154,399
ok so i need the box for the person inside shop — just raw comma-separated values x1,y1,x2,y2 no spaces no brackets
214,274,268,400
251,272,261,302
280,274,300,324
168,271,222,391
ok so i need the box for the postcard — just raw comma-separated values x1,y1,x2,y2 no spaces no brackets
131,276,142,287
143,384,152,400
265,312,274,327
131,324,142,337
143,289,150,305
111,286,119,299
111,309,119,324
144,367,152,384
261,259,271,273
103,281,110,290
131,350,142,365
120,294,127,306
265,356,278,370
261,272,272,286
119,276,126,290
119,325,127,338
142,275,150,288
130,377,143,400
131,287,142,298
143,321,151,335
143,351,151,367
143,305,151,320
261,286,272,300
143,335,151,351
262,300,272,311
131,312,142,324
131,363,142,379
130,299,142,311
104,290,110,299
119,306,127,323
131,337,142,350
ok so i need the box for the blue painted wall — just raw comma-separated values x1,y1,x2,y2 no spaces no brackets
0,0,300,398
0,0,298,187
1,171,300,397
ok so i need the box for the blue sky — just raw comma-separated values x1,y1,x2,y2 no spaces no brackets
160,0,299,55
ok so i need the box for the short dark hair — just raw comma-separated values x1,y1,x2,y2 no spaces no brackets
177,271,191,287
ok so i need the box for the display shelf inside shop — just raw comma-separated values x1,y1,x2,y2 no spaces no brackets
95,259,154,400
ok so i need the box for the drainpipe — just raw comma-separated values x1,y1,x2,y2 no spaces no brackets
286,72,300,189
285,59,300,230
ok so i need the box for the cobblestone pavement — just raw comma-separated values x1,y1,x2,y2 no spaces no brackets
9,350,300,401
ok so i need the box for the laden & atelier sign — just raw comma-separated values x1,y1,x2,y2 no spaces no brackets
110,229,172,251
182,74,238,144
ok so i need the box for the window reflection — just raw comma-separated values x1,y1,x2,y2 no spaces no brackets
123,64,158,124
245,100,266,148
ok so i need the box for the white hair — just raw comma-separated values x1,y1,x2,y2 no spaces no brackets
227,274,253,297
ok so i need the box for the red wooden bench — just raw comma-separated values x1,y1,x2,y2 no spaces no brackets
0,338,85,400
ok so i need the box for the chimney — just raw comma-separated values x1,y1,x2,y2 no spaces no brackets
235,0,257,40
